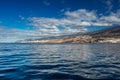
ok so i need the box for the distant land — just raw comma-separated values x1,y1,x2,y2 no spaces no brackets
19,26,120,43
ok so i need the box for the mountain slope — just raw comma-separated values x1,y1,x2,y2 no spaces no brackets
88,26,120,38
20,26,120,43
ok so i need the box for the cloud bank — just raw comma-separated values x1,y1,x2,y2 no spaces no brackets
28,9,120,37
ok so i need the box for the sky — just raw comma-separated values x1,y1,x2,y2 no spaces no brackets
0,0,120,42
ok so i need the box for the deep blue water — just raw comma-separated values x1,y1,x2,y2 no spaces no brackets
0,43,120,80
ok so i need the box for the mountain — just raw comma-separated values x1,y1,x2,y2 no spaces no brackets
20,26,120,43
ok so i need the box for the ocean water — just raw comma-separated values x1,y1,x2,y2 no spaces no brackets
0,43,120,80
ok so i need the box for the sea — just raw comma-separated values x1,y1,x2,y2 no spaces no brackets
0,43,120,80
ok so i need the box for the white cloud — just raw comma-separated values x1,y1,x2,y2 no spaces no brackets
91,22,112,26
28,9,115,35
27,9,99,36
65,9,97,21
100,10,120,25
101,16,120,24
28,17,87,37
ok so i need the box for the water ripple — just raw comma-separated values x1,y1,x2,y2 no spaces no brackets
0,43,120,80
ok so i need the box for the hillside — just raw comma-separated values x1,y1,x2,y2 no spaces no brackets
20,26,120,43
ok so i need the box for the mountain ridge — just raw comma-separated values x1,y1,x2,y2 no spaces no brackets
20,26,120,43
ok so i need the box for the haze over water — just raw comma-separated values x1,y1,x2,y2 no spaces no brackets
0,43,120,80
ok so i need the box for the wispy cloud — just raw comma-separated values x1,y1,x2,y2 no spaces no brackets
100,10,120,25
64,9,97,21
19,15,25,20
105,0,113,11
43,1,51,6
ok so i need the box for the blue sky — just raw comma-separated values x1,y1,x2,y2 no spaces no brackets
0,0,120,42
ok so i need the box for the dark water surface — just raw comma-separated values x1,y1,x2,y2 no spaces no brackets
0,43,120,80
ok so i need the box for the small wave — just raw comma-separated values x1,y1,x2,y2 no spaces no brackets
0,68,18,73
47,72,90,80
82,64,120,69
0,49,12,51
25,64,67,70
